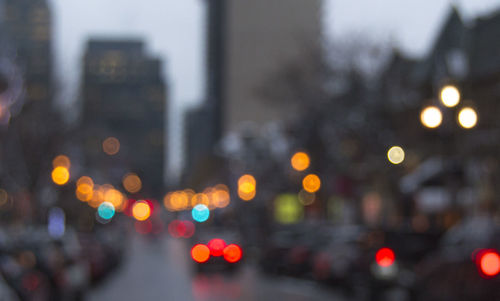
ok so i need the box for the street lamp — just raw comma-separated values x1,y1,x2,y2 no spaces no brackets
420,85,477,130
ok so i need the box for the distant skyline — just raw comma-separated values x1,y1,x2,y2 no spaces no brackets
49,0,500,178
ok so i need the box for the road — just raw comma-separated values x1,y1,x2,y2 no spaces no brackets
86,234,346,301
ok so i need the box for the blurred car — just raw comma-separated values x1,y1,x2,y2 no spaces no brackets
190,228,244,273
414,216,500,301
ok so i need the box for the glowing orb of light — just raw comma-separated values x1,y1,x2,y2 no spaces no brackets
420,106,442,128
302,174,321,193
291,152,310,171
387,146,405,164
98,202,115,220
52,166,70,185
191,204,210,223
132,201,151,221
458,107,477,129
440,85,460,107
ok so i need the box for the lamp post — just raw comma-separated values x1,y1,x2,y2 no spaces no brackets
418,85,478,227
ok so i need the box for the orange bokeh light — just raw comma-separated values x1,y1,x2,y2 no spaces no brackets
52,155,70,169
102,137,120,155
51,166,69,185
238,174,256,201
122,173,142,194
291,152,310,171
223,244,242,263
191,244,210,263
302,174,321,193
132,201,151,221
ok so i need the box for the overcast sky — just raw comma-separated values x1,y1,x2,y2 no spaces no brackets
49,0,500,177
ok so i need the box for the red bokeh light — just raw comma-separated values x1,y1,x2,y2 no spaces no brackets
182,220,195,238
191,244,210,263
168,220,195,238
208,238,226,257
375,247,395,267
476,249,500,277
223,244,242,263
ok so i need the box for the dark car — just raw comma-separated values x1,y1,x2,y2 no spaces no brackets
414,216,500,301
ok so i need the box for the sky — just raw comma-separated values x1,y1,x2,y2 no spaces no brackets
49,0,500,178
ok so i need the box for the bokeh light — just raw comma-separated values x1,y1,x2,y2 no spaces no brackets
212,189,230,208
208,238,226,257
376,247,395,267
104,188,125,211
291,151,310,171
440,85,460,107
102,137,120,155
458,107,477,129
274,194,304,224
76,176,94,202
52,155,70,169
97,202,115,220
191,244,210,263
420,106,442,128
223,244,242,263
191,193,210,207
51,166,69,185
302,174,321,193
479,250,500,277
298,189,315,206
122,173,142,193
238,174,256,201
132,201,151,221
192,204,210,222
387,146,405,164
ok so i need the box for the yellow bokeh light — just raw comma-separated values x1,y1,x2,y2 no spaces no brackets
291,152,310,171
458,107,477,129
132,201,151,221
420,106,442,128
51,166,69,185
102,137,120,155
52,155,71,169
387,146,405,164
302,174,321,193
440,85,460,107
122,173,142,194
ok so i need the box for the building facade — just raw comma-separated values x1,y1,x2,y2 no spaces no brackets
81,40,166,196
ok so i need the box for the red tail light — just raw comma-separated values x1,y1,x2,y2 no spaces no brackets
476,249,500,277
208,238,226,257
191,244,210,263
223,244,242,263
375,247,395,267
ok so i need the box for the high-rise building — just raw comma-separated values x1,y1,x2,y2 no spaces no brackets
205,0,322,136
81,39,166,196
2,0,52,106
184,0,321,180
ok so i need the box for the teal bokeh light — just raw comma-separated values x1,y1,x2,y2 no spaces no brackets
192,204,209,222
98,202,115,220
